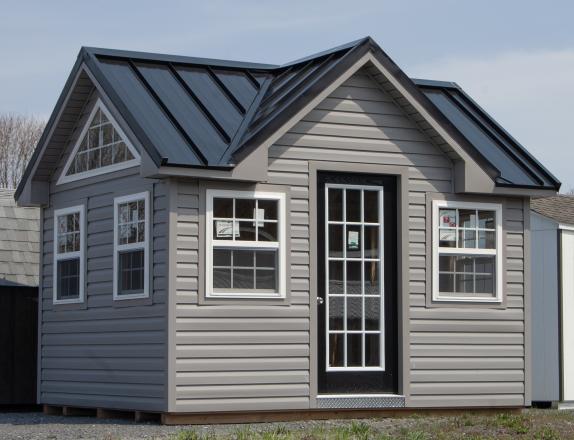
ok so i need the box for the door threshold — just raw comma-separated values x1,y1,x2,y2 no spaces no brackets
316,394,405,409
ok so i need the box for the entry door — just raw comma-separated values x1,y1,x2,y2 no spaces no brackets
317,172,398,394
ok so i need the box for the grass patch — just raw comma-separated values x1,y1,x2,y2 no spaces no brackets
490,413,530,434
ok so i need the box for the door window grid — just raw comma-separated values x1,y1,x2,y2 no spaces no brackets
325,185,384,371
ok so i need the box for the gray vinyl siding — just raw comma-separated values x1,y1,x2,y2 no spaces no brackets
172,180,309,412
530,212,560,402
172,71,527,409
38,91,168,412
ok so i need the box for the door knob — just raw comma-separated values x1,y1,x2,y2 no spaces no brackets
317,297,324,305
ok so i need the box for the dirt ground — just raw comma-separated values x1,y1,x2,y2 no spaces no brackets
0,408,572,439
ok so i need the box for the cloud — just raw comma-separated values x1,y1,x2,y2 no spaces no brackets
408,49,574,192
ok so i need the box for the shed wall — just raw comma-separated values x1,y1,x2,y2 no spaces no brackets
172,71,527,410
561,229,574,401
39,93,168,412
530,212,560,402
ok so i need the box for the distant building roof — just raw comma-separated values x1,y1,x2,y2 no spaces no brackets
0,189,39,287
531,195,574,227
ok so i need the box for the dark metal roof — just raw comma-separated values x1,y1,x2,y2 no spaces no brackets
16,37,560,199
531,195,574,226
413,78,560,190
81,39,366,167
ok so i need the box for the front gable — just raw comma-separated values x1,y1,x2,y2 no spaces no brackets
57,98,140,185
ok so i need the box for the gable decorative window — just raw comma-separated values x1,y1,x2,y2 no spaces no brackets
432,200,503,302
53,205,85,304
113,192,150,300
205,190,286,298
58,99,140,184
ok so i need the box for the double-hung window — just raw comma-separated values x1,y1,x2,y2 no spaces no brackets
206,190,286,298
432,200,503,302
53,205,85,304
113,192,150,300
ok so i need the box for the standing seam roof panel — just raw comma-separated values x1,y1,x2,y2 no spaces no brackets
136,62,229,164
96,58,202,165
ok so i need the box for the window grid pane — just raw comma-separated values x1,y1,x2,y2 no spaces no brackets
57,258,80,300
213,249,278,292
212,197,279,243
117,199,146,245
118,249,145,295
436,205,498,300
67,109,134,176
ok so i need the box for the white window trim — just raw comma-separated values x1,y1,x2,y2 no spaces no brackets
205,189,287,299
432,200,503,303
53,205,85,305
113,191,150,300
57,98,141,185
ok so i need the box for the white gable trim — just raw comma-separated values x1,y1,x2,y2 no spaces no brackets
57,98,141,185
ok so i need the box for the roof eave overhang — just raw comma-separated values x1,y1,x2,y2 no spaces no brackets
15,53,87,205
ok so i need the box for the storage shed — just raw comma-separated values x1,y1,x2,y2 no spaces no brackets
16,37,560,422
0,189,39,406
531,196,574,408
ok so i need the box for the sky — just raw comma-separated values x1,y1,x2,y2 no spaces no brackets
1,0,573,189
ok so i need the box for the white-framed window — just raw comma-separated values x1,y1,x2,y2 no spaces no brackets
205,189,286,299
53,205,85,304
113,192,150,300
432,200,503,303
57,99,140,185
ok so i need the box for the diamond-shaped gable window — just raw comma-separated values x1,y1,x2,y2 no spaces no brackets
65,106,136,177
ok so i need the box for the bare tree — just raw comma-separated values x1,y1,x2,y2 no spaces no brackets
0,114,45,189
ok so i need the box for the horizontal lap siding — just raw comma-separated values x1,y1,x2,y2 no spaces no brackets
173,181,310,412
41,167,168,411
267,71,525,408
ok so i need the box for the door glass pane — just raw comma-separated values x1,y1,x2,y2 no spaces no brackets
328,261,344,295
365,334,380,367
346,225,361,258
328,188,343,221
346,261,361,295
364,261,379,296
328,224,343,257
346,189,361,222
364,226,379,258
363,191,379,223
364,297,380,330
329,334,344,367
329,297,344,330
347,334,362,367
346,296,362,330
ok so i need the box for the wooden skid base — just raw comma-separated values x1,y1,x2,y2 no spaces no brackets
43,404,522,426
43,405,160,423
160,407,523,425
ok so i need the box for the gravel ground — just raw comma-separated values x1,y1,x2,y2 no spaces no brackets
0,409,571,440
